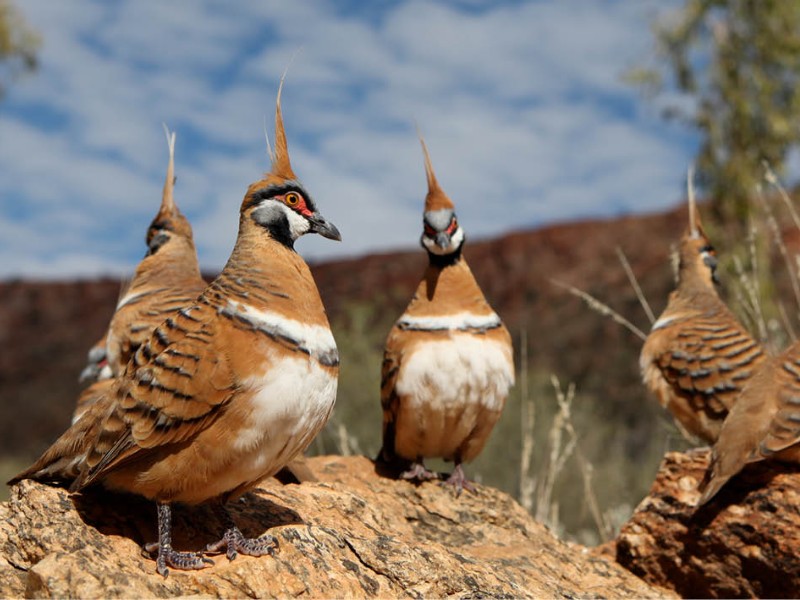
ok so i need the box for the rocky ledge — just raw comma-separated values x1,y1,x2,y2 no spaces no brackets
616,449,800,598
0,455,664,598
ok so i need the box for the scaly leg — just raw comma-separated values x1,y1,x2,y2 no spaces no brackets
204,501,279,561
400,459,439,482
145,502,213,577
443,462,476,496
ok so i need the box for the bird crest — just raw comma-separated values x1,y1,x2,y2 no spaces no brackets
243,74,301,210
160,124,177,215
261,74,297,182
269,74,297,181
147,125,193,246
686,165,704,240
419,135,455,213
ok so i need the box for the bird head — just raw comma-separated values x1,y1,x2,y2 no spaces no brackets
678,172,718,287
240,79,340,248
145,126,195,256
418,136,464,257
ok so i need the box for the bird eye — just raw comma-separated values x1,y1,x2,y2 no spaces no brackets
285,192,300,207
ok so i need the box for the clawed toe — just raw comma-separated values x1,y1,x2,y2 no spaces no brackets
442,464,476,496
151,546,214,577
205,526,279,561
400,461,439,482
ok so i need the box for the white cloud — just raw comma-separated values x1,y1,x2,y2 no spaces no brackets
0,0,692,279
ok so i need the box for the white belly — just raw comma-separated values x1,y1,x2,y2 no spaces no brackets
208,353,337,496
393,334,514,462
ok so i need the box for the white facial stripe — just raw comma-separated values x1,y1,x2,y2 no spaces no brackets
221,301,338,364
251,200,311,242
398,311,501,332
283,204,311,240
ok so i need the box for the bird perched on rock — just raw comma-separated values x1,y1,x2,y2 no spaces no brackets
639,184,765,444
9,80,341,576
378,137,514,494
698,343,800,506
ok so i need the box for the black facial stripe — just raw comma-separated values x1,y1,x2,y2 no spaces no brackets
700,244,715,253
428,246,463,267
151,217,175,232
243,182,315,212
146,232,170,256
251,203,295,249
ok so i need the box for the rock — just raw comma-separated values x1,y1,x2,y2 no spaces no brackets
1,455,663,598
616,449,800,598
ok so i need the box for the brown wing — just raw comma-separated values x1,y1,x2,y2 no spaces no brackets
651,315,764,418
379,325,407,460
8,387,117,485
758,353,800,457
75,300,235,490
110,280,207,372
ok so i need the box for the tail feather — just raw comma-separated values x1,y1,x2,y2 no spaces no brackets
697,461,733,507
8,388,115,487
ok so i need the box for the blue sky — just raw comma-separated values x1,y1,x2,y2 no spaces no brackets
0,0,697,278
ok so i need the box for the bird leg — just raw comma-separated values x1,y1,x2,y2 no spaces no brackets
400,459,439,482
204,500,278,561
442,462,476,496
146,502,213,577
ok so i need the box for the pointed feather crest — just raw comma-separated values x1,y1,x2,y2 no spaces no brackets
269,72,296,180
687,164,701,238
418,133,454,212
161,123,177,214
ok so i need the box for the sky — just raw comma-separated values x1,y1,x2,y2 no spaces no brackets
0,0,697,279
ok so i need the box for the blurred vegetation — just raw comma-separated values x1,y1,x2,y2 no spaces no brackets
314,297,690,545
629,0,800,225
0,0,40,98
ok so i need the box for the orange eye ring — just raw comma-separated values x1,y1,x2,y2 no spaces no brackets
285,192,300,207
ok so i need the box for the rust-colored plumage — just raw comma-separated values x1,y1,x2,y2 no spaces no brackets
72,128,207,424
640,189,765,444
699,343,800,505
104,127,208,379
379,136,514,493
10,82,341,576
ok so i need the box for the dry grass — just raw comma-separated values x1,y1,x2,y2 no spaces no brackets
518,329,536,513
551,279,647,342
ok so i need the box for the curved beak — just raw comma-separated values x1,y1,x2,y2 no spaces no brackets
308,212,342,241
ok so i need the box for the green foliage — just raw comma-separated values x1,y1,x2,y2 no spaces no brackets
635,0,800,223
0,0,40,98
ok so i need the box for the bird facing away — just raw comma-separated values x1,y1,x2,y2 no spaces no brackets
103,126,208,380
378,137,515,494
74,129,207,424
9,83,342,576
639,190,765,444
698,344,800,506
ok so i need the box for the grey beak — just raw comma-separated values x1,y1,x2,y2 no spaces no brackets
435,231,450,249
309,212,342,241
